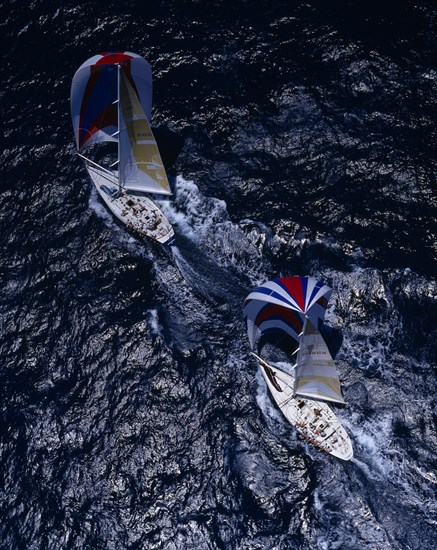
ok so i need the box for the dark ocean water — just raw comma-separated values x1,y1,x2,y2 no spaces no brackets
1,1,436,548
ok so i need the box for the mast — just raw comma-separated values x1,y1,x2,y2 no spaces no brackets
117,63,122,192
293,316,306,397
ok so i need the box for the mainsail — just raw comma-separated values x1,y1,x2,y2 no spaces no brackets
243,276,345,404
295,318,345,404
118,68,171,195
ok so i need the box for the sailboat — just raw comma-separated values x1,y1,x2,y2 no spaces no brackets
243,276,353,460
70,51,174,244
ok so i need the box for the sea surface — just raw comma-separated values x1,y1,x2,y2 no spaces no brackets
1,1,436,548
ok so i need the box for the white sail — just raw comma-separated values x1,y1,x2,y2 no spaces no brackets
118,68,172,195
294,318,345,404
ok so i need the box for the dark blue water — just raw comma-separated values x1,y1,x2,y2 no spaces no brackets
1,1,436,548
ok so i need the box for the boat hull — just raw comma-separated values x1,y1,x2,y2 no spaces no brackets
256,356,353,461
85,164,174,245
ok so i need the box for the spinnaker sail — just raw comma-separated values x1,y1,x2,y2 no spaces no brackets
243,277,332,350
70,51,152,151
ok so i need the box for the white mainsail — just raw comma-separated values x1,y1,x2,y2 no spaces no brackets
294,318,345,404
118,68,172,195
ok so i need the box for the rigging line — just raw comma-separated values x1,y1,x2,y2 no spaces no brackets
89,168,117,186
77,153,114,175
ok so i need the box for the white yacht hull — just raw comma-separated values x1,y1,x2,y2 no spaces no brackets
254,354,353,461
86,163,174,245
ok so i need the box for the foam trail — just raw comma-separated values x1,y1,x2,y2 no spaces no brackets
157,177,228,243
158,176,270,283
145,309,163,338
